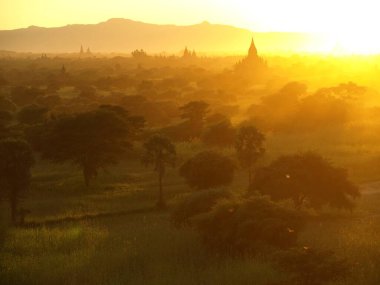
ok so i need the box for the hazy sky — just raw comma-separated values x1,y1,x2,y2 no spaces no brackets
0,0,379,34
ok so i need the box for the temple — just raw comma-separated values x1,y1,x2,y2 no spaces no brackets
235,37,266,73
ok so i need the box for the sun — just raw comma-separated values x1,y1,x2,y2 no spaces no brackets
325,28,380,55
311,2,380,55
232,0,380,55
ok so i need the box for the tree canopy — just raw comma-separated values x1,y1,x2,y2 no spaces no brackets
32,106,144,186
179,150,235,190
251,152,360,210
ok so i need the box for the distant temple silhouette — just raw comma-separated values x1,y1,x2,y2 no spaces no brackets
183,47,197,58
235,38,266,73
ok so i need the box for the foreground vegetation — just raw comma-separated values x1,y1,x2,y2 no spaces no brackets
0,156,379,285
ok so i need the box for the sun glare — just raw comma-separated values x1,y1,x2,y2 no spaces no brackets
331,31,380,55
233,0,380,55
312,2,380,55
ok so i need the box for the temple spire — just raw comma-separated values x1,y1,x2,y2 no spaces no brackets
248,37,258,58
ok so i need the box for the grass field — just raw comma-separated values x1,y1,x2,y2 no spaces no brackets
2,139,380,285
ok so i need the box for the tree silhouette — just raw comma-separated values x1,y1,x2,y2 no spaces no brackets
131,49,148,58
235,125,265,187
202,119,236,147
180,101,209,123
180,151,235,190
142,135,176,209
179,101,209,138
32,106,143,187
0,139,34,224
251,152,360,210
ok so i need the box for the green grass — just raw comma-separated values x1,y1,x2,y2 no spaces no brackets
0,214,283,285
299,194,380,285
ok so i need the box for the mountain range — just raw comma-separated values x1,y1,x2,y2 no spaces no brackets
0,18,323,54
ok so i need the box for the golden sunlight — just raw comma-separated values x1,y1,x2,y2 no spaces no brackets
3,1,380,285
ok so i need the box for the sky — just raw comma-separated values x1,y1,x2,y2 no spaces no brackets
0,0,378,32
1,0,380,53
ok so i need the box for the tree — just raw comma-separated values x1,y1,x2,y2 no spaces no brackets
180,101,209,124
32,106,143,187
0,139,34,224
17,104,48,125
10,86,44,107
202,119,236,147
235,125,265,187
131,49,148,58
179,151,235,190
142,135,176,208
179,101,209,139
251,152,360,210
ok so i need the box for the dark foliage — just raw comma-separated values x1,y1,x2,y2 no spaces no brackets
17,104,48,125
235,124,265,186
142,135,176,208
10,86,44,107
194,196,305,255
179,150,235,190
31,106,143,187
171,189,231,227
202,119,236,147
178,101,209,139
251,152,360,210
0,139,34,224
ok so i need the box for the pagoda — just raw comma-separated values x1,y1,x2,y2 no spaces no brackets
235,38,266,73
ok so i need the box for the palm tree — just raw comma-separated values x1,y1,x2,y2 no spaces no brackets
142,135,176,209
235,125,265,187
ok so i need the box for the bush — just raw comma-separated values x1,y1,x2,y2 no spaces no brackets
193,196,305,255
171,189,232,227
179,150,235,190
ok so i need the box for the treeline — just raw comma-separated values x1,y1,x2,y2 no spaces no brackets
0,94,359,222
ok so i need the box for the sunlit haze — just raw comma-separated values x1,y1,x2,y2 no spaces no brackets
2,0,380,54
3,0,380,283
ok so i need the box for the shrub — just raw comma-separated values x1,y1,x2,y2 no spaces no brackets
171,189,232,227
194,196,305,255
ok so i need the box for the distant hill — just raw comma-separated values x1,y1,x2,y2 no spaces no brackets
0,19,324,54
